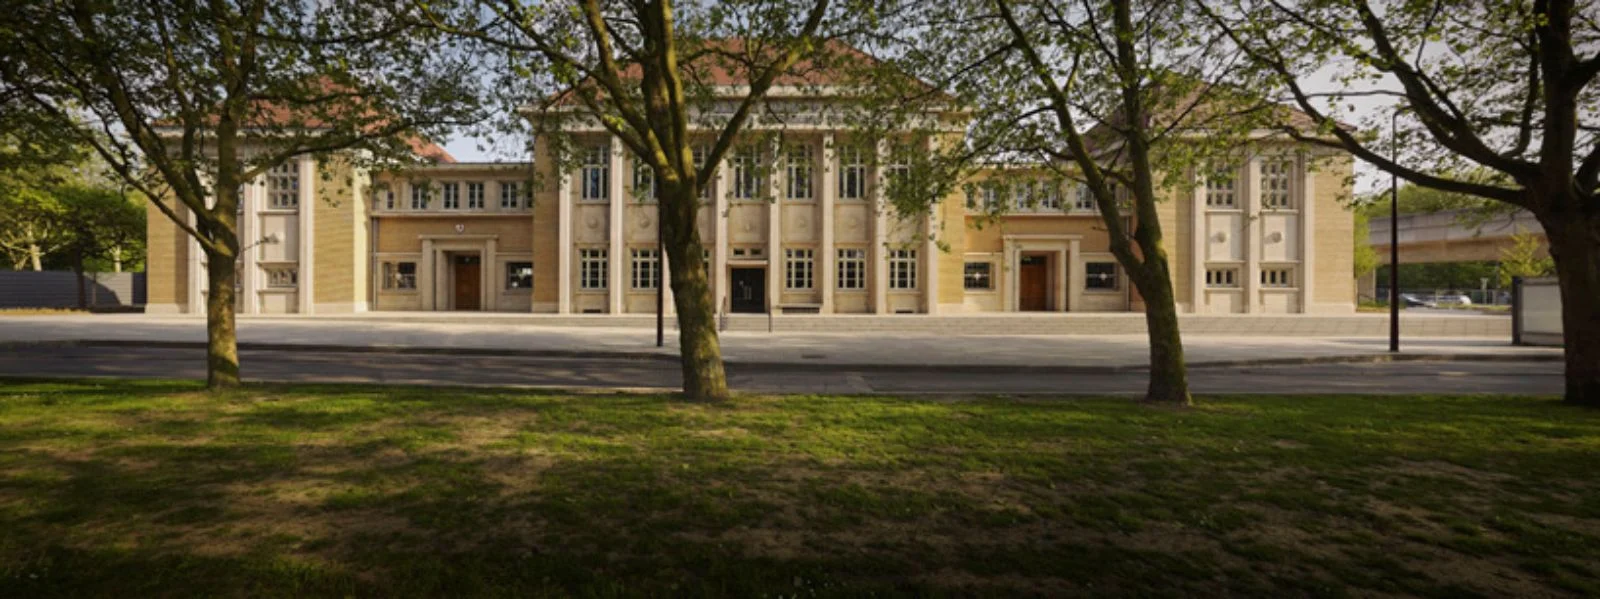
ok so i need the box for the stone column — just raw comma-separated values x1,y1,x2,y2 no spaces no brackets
923,138,939,314
871,138,889,314
485,238,499,311
608,138,626,313
557,171,573,314
714,157,730,315
1068,240,1083,312
767,140,782,312
1191,169,1207,314
1299,153,1316,313
820,133,836,313
297,157,315,314
1243,154,1262,313
419,238,436,310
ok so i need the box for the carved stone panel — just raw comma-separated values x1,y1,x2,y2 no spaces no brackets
625,205,658,243
575,205,609,244
729,203,767,244
782,204,819,243
834,204,869,244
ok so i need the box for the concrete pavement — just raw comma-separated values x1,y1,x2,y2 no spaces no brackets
0,313,1556,369
0,345,1565,395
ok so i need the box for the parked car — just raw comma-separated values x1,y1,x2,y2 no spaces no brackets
1436,294,1473,306
1399,294,1431,308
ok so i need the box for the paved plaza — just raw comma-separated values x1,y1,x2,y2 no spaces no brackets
0,312,1552,369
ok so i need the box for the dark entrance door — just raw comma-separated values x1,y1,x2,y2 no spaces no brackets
730,267,766,313
453,254,481,311
1019,255,1049,311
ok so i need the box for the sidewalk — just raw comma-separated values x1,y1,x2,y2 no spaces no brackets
0,314,1558,369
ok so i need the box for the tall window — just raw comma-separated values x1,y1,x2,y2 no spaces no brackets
1206,267,1239,288
580,248,608,290
784,248,815,289
884,146,911,197
631,248,660,290
888,248,917,290
410,182,430,209
1205,169,1236,208
1074,184,1095,211
964,262,993,290
838,144,866,200
267,162,299,209
1039,182,1063,211
500,182,524,209
505,261,533,290
1086,262,1119,290
383,262,417,290
632,161,657,202
1261,266,1295,288
1014,181,1034,211
380,188,395,210
733,146,764,200
1261,160,1294,209
466,182,485,209
693,144,711,199
837,248,865,290
441,182,460,209
785,144,813,200
581,143,609,201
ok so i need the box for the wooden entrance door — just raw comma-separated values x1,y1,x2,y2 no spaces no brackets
1019,255,1049,311
453,255,481,311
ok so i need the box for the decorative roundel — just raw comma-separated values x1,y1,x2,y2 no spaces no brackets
639,216,652,229
454,224,465,233
845,215,862,231
586,216,600,230
796,215,810,230
742,221,755,232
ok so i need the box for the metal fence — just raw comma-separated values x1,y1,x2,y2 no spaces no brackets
1512,276,1562,346
0,271,146,309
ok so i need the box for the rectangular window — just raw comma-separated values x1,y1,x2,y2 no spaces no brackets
581,143,609,201
837,248,866,290
267,162,299,209
838,144,866,200
733,146,764,200
441,182,460,209
410,182,430,210
1014,181,1034,211
374,187,395,211
1206,267,1240,288
500,181,524,209
466,182,485,209
884,147,911,198
1206,170,1236,208
580,248,608,290
1261,160,1294,209
784,248,815,289
383,262,417,290
785,144,813,200
1086,261,1119,290
731,246,765,259
888,248,917,290
505,261,533,291
264,266,298,288
963,262,993,290
1074,184,1095,211
693,145,711,200
1039,182,1063,211
1261,266,1295,288
630,248,660,290
632,161,657,202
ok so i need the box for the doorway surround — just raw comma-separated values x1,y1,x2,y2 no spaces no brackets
418,234,498,311
1002,234,1083,313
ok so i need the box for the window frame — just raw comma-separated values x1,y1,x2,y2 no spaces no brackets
888,248,918,290
838,144,867,200
1205,266,1241,289
1260,266,1296,288
499,181,524,209
409,182,430,210
1085,261,1120,291
466,181,485,209
579,248,609,290
1205,169,1238,209
784,247,815,290
580,143,610,201
963,261,994,291
264,265,298,289
784,143,814,201
441,182,460,210
630,248,661,290
1261,159,1295,210
383,261,418,291
733,146,764,200
266,162,299,210
504,261,533,291
836,248,866,290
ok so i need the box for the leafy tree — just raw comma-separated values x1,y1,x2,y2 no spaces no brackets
1202,0,1600,405
49,184,146,308
411,0,879,401
875,0,1288,404
0,170,67,271
1498,228,1554,288
0,0,481,388
1352,208,1378,280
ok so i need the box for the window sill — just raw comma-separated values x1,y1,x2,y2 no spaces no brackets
259,288,297,293
259,208,300,214
964,288,997,293
379,289,419,294
1260,287,1301,292
1083,289,1122,294
1205,287,1244,292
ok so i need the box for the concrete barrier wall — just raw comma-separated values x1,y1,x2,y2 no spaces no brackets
1515,277,1562,346
0,272,146,309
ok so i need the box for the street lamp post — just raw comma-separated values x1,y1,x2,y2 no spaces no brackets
1389,109,1401,353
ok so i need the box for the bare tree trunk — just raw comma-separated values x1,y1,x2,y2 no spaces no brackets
1132,260,1193,405
28,243,42,271
662,188,730,401
1541,213,1600,407
204,253,241,389
113,246,122,273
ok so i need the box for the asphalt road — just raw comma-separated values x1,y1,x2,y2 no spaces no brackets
0,345,1562,395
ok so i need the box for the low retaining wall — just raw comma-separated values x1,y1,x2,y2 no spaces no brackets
0,272,146,309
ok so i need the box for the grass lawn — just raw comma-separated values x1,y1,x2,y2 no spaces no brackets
1,380,1598,597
